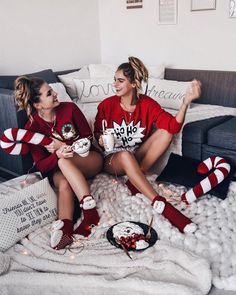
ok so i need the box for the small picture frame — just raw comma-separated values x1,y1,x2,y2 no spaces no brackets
191,0,216,11
158,0,178,25
230,0,236,17
126,0,143,9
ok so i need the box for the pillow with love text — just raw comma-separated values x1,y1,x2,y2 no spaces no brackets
73,78,116,103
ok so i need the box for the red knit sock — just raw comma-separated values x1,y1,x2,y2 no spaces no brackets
74,195,100,237
152,195,196,233
50,219,74,250
126,179,141,195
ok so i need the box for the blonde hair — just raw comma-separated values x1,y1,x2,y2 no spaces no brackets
14,76,45,120
117,56,149,102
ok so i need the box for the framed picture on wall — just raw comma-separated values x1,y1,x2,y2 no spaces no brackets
230,0,236,17
126,0,143,9
191,0,216,11
158,0,178,25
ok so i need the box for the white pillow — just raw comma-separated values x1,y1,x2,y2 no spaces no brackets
73,78,116,103
49,82,72,102
0,176,57,251
147,64,165,79
146,78,191,110
89,64,117,78
58,66,90,99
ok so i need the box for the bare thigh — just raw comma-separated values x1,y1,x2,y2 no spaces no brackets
71,151,103,178
104,151,137,176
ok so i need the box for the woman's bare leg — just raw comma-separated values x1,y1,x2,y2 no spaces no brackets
135,129,173,172
53,170,74,220
57,151,103,201
104,151,157,201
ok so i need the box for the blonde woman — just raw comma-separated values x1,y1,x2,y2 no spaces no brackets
15,76,103,250
94,56,201,233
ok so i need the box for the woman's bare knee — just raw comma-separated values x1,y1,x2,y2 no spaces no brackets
118,150,137,168
153,129,173,142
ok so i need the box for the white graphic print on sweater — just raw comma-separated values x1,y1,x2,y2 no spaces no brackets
112,119,145,148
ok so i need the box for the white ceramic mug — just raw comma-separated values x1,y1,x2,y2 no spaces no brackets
102,129,115,152
71,138,91,157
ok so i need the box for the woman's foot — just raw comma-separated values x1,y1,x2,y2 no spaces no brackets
50,219,74,250
74,195,100,237
152,195,197,233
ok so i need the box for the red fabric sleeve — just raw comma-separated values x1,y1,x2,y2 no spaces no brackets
29,144,58,174
151,103,183,134
24,120,58,174
94,103,105,134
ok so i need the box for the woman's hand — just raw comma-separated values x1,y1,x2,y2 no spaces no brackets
183,79,202,106
98,135,104,147
56,145,74,159
45,138,65,154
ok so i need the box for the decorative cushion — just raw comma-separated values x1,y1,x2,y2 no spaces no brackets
0,69,58,90
145,78,191,109
0,174,57,251
88,64,117,78
73,78,116,103
49,82,72,102
147,64,165,79
156,153,232,200
88,64,165,79
58,66,90,99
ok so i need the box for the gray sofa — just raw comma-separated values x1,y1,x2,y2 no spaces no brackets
0,68,235,179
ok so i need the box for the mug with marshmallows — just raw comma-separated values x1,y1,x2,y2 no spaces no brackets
71,138,91,157
102,129,115,152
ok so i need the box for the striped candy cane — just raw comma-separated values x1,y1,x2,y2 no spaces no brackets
181,156,231,205
0,128,52,155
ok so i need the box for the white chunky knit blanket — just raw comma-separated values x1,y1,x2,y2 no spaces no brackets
1,173,236,294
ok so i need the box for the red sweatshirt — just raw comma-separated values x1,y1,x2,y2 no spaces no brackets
94,95,182,149
25,102,92,175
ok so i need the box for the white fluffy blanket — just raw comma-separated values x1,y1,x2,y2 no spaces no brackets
0,174,214,295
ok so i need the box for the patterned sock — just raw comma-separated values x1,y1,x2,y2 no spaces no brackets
126,179,141,195
74,195,100,237
50,219,73,250
152,195,197,233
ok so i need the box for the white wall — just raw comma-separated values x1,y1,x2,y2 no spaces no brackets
0,0,101,74
98,0,236,71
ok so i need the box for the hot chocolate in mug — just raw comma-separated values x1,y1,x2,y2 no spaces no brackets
71,138,91,157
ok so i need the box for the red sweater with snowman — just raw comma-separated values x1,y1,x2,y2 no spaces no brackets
94,95,182,150
25,102,92,175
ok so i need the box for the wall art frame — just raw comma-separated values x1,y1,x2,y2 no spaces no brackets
158,0,178,25
230,0,236,17
191,0,216,11
126,0,143,9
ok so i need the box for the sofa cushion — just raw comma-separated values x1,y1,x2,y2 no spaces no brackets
156,153,232,200
145,78,191,110
182,116,233,144
0,69,58,90
207,117,236,150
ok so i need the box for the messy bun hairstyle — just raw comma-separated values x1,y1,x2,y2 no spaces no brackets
117,56,148,103
14,76,45,120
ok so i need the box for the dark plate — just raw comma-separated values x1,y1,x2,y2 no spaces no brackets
106,221,158,252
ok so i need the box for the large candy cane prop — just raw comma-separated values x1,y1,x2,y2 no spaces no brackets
0,128,52,155
181,156,231,205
